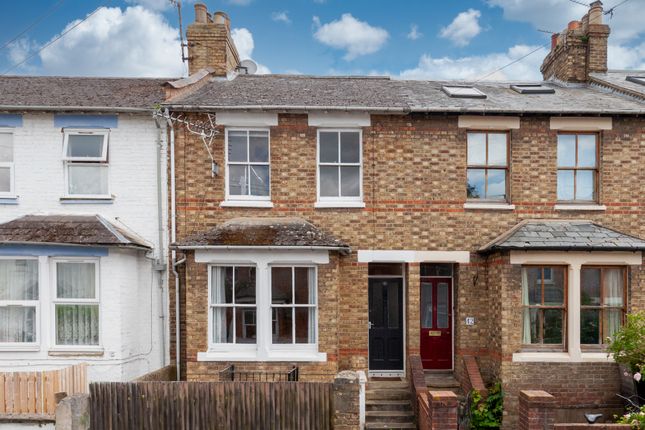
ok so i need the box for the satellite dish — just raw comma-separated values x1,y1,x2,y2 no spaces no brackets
239,59,258,75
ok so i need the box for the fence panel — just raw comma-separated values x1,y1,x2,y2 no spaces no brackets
90,381,334,430
0,364,88,416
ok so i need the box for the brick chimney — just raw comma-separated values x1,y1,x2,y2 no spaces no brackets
186,3,240,76
540,1,610,82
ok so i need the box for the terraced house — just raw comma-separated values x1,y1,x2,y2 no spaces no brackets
161,2,645,428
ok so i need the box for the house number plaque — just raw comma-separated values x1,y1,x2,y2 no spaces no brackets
428,330,441,336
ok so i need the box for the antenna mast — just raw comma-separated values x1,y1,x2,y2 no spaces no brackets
171,0,188,63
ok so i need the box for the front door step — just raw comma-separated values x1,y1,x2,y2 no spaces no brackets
365,379,415,429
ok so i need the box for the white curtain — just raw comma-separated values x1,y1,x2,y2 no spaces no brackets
0,260,38,343
308,268,316,343
604,268,624,338
57,263,95,299
211,267,228,343
56,263,98,345
522,268,532,344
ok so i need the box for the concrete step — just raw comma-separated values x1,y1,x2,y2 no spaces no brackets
367,380,409,390
365,422,416,429
366,389,410,401
366,410,415,424
366,399,412,411
425,372,461,390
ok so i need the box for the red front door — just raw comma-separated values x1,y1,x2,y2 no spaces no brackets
420,277,453,369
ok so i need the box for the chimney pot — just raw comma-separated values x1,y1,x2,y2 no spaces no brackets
589,1,603,25
551,33,559,49
567,20,581,31
213,11,231,30
194,3,207,24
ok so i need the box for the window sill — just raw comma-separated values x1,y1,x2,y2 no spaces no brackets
0,197,18,205
0,345,40,352
512,351,615,363
315,201,365,209
197,350,327,362
463,202,515,210
554,204,606,211
48,348,104,357
60,197,114,204
220,200,274,208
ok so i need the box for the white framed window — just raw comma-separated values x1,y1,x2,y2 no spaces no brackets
0,130,15,197
225,129,270,200
0,258,39,348
209,265,257,345
317,129,363,205
270,266,317,345
52,260,100,348
62,129,110,198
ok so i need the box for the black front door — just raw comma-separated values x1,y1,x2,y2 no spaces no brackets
368,278,404,371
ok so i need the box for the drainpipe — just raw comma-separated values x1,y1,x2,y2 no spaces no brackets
153,117,167,367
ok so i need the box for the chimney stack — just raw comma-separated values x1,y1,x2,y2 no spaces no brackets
186,3,240,76
540,0,610,82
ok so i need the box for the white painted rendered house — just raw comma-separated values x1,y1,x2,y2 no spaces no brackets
0,76,171,381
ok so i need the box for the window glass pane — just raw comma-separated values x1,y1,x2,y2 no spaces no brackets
56,304,99,345
294,268,313,304
340,132,360,163
523,308,539,344
228,165,248,196
67,134,104,158
248,131,269,162
544,267,565,306
236,309,256,343
68,165,108,195
557,170,574,200
319,165,339,197
486,169,506,200
212,307,232,343
437,282,449,329
228,131,247,162
224,267,233,304
467,169,485,199
272,308,292,344
234,267,256,305
210,267,231,304
577,135,596,167
576,170,594,201
249,165,269,196
420,263,452,277
421,283,433,328
603,268,624,307
604,309,623,341
581,268,601,306
0,167,10,193
522,267,541,305
543,309,563,344
580,309,600,344
557,135,576,167
340,166,360,197
271,267,292,304
488,133,507,166
0,306,36,343
56,263,95,299
319,132,338,163
295,307,314,343
0,133,13,162
368,263,403,276
467,133,486,165
0,260,38,300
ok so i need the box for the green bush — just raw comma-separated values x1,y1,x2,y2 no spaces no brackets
616,405,645,429
470,382,503,429
607,311,645,377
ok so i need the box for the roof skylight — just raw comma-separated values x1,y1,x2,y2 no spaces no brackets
441,85,486,99
626,76,645,86
511,84,556,94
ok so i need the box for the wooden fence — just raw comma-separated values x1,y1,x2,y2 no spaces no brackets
90,381,333,430
0,363,88,416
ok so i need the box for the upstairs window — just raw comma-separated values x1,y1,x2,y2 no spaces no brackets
522,266,567,349
0,131,14,196
226,129,270,200
63,130,109,197
580,267,625,346
467,132,509,201
0,259,39,345
557,133,598,202
317,130,362,202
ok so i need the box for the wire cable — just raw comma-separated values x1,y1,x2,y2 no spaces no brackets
0,0,66,52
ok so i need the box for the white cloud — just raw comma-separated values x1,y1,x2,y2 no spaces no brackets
39,6,183,77
398,44,545,81
231,28,271,74
407,24,422,41
271,11,291,24
313,13,389,60
439,9,482,47
608,42,645,70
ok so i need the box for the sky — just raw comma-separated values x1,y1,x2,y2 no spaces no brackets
0,0,643,81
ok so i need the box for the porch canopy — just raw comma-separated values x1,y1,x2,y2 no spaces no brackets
479,219,645,253
175,217,351,254
0,214,151,249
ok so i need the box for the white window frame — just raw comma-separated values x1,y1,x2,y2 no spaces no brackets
50,258,101,351
62,129,110,198
316,129,364,206
207,264,257,352
0,257,40,350
0,129,15,197
269,265,318,349
224,128,271,202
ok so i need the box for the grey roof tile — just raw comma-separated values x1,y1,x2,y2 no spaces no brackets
590,70,645,99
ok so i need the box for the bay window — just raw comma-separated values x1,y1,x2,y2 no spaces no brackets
557,133,598,202
225,129,270,199
271,267,316,345
210,266,257,344
0,131,14,196
580,266,625,346
317,130,362,204
63,130,109,197
0,259,38,346
467,132,509,201
522,266,566,348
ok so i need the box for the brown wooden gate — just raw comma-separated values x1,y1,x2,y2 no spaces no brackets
90,381,333,430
